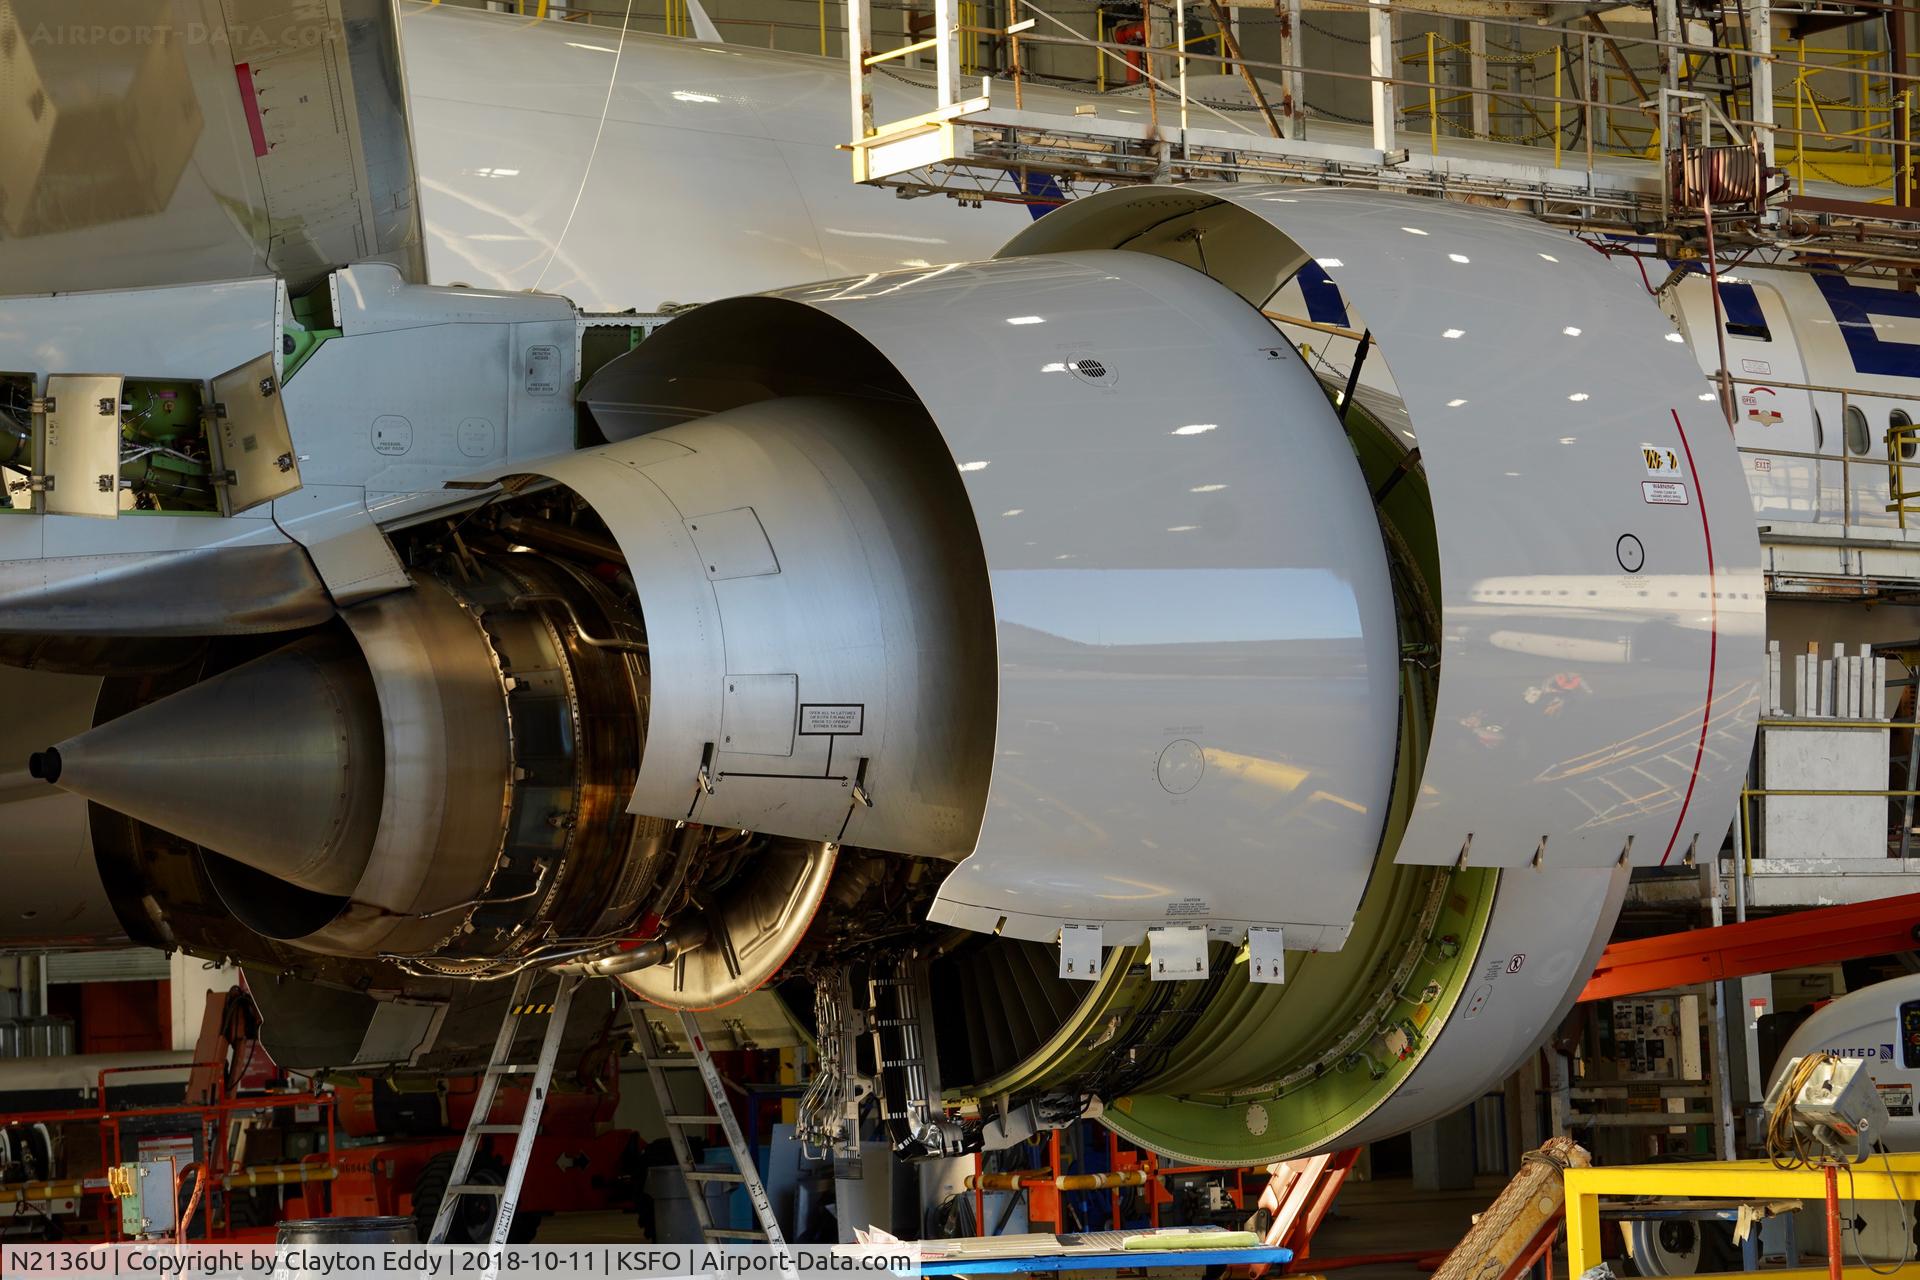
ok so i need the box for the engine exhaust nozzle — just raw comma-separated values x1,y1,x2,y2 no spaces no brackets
39,634,385,897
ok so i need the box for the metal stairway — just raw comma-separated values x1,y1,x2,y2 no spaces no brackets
626,999,786,1246
1680,0,1757,122
426,969,584,1247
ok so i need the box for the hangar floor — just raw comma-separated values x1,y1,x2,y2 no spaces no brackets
519,1175,1513,1276
1307,1175,1514,1277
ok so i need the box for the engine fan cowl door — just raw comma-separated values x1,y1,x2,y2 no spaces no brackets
210,354,303,515
41,375,123,519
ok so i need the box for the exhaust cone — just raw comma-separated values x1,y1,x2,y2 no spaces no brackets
35,635,384,896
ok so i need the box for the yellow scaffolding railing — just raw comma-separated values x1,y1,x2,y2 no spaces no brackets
850,0,1920,222
1357,14,1916,188
1889,420,1920,529
1566,1155,1920,1276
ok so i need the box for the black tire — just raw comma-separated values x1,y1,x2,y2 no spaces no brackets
411,1151,542,1244
1699,1221,1742,1270
1623,1218,1741,1276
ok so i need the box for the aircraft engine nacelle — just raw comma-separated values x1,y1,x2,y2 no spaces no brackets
25,188,1764,1164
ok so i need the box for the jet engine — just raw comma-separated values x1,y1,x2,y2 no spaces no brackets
15,187,1762,1165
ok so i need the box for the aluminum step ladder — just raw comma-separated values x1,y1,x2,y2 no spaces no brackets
427,969,584,1246
627,999,786,1246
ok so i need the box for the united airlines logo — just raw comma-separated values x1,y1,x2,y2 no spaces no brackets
1834,1044,1896,1062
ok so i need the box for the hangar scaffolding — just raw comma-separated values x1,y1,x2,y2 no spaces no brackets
843,0,1920,269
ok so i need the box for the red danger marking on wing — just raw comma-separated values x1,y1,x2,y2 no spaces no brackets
234,64,270,158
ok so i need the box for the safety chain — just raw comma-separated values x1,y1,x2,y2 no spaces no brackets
1800,154,1899,188
1401,106,1573,144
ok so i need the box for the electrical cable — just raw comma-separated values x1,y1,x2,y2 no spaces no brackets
532,0,639,293
1766,1049,1835,1170
1843,1146,1916,1276
1767,1051,1915,1272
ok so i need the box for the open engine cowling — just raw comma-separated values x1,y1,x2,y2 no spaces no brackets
33,188,1762,1163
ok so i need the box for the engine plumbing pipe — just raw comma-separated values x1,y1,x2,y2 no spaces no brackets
1055,1170,1150,1190
964,1171,1056,1191
574,917,711,976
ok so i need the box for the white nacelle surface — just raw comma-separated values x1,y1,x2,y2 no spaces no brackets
1006,187,1766,871
572,249,1404,951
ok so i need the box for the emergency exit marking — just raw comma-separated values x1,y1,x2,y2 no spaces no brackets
1248,926,1286,985
1060,923,1103,981
1641,443,1682,476
1148,924,1209,982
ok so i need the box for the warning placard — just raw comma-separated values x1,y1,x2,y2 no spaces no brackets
1881,1082,1914,1117
798,703,864,735
1642,480,1690,506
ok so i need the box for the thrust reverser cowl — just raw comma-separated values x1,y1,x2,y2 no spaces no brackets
31,634,385,897
1002,186,1767,874
571,249,1405,953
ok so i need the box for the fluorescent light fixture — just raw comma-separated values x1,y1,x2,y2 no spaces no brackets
1005,315,1045,325
1402,226,1429,236
1189,483,1228,493
1448,253,1470,263
1446,398,1467,407
1562,326,1582,337
1568,392,1590,402
1002,508,1024,516
1442,328,1465,339
957,460,990,472
671,90,720,103
1172,424,1217,436
1315,257,1344,268
1539,253,1559,262
1167,525,1198,533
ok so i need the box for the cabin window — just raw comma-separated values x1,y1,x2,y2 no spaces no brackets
1846,405,1873,456
1894,408,1917,461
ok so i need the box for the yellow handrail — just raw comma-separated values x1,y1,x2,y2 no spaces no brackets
1427,31,1438,156
1567,1156,1920,1275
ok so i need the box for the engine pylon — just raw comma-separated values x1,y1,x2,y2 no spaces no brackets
29,634,384,897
